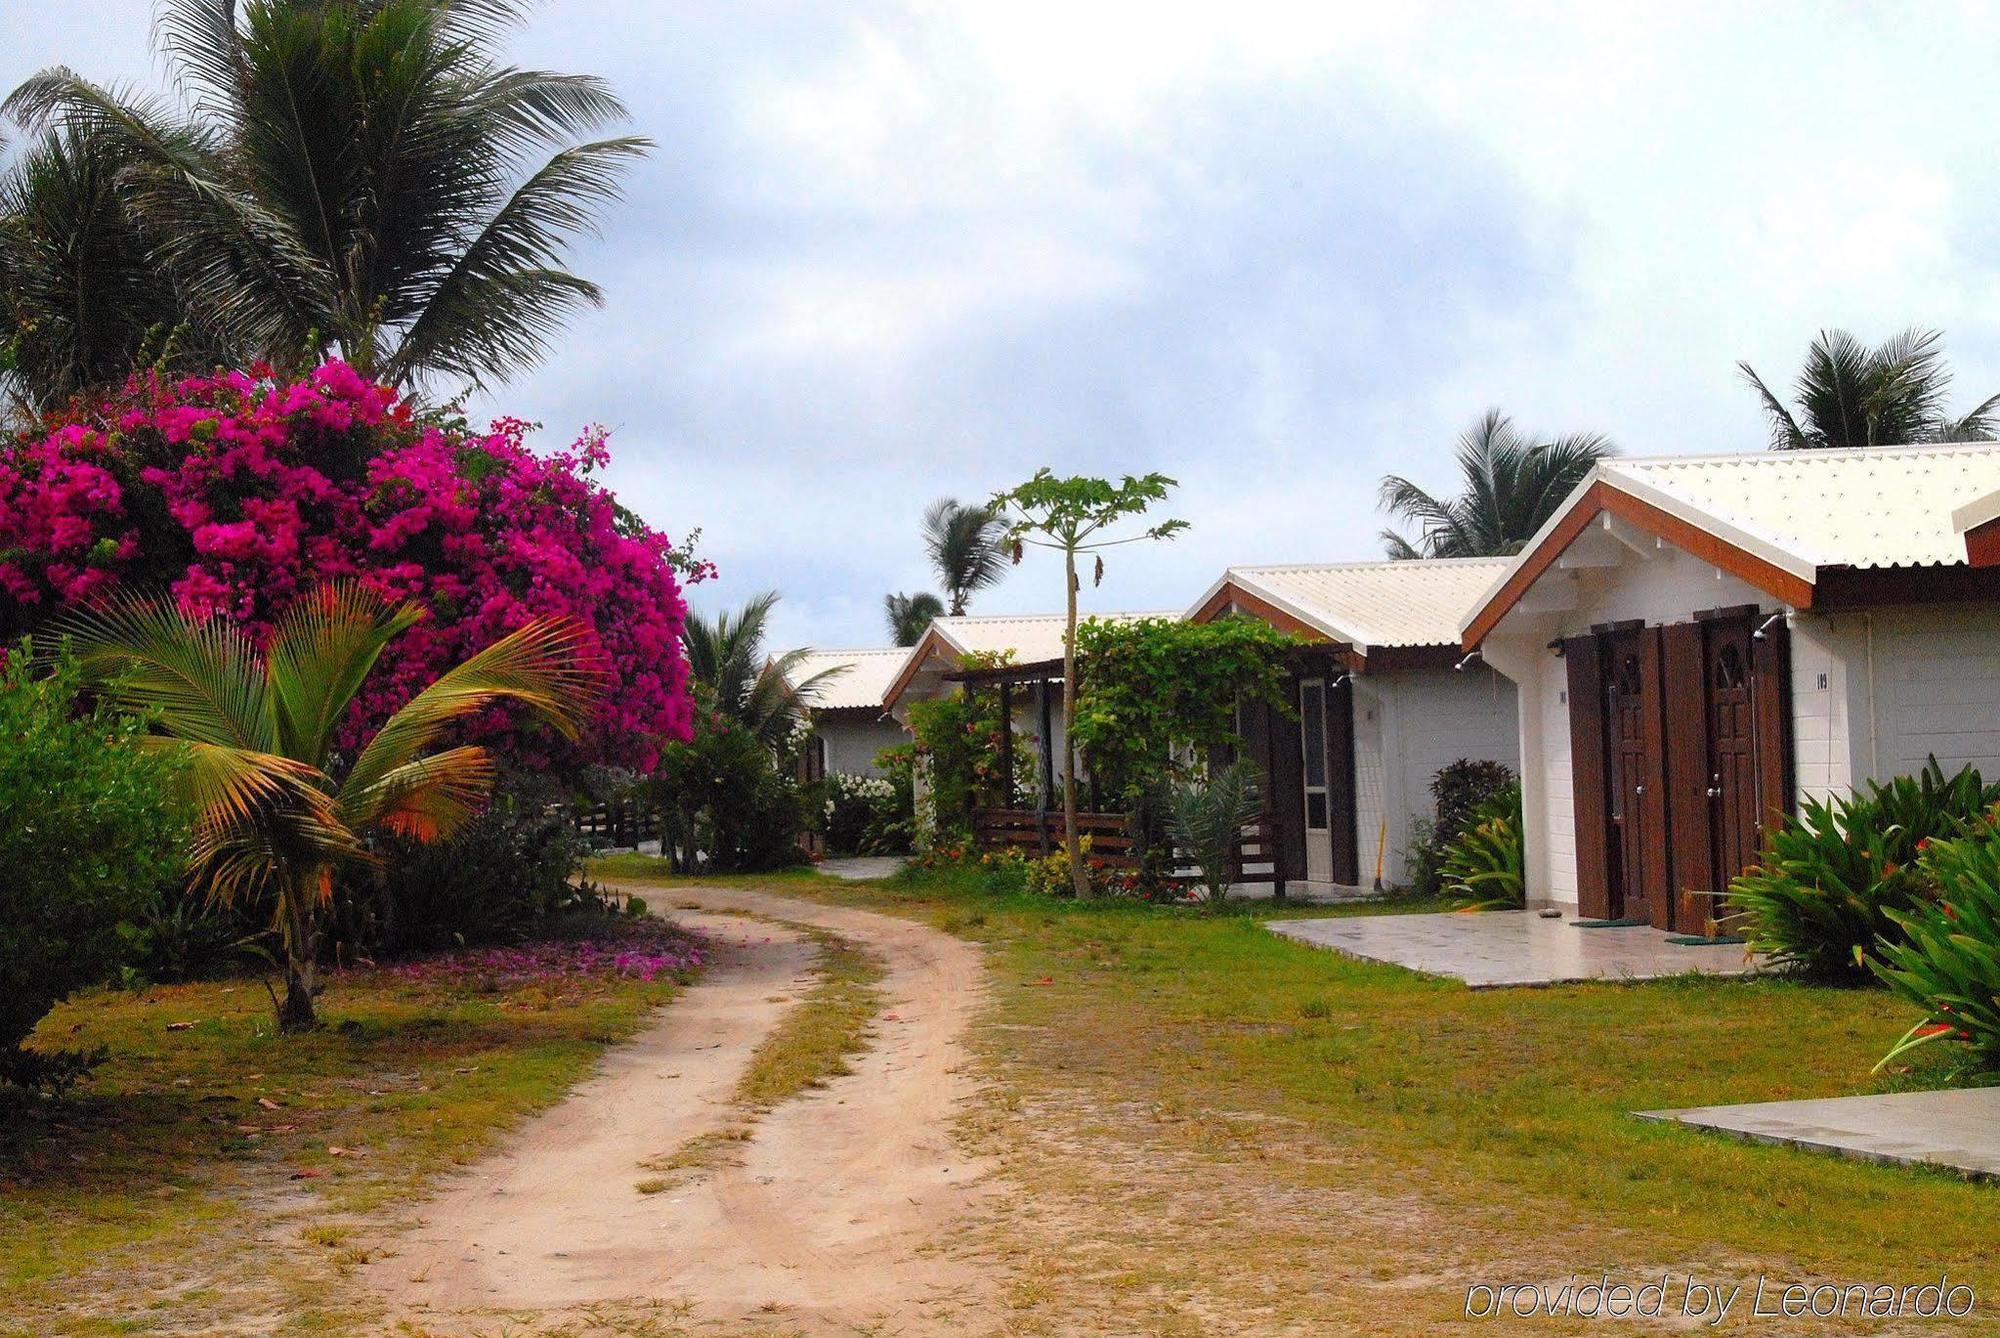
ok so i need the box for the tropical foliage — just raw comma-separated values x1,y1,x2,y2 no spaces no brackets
1379,409,1615,558
1870,830,2000,1071
1070,614,1297,808
1,645,191,1089
989,469,1186,896
1723,760,2000,980
1739,327,2000,451
1405,759,1517,898
903,654,1034,844
1164,762,1262,911
5,0,646,399
0,360,696,770
645,704,809,875
923,497,1008,616
885,590,944,646
1439,783,1526,910
0,121,225,418
682,592,836,752
819,771,908,856
55,582,605,1031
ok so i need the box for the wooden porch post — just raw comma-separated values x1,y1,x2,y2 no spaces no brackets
1037,676,1056,854
998,678,1015,809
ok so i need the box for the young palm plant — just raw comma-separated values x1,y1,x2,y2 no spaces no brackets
55,583,604,1032
1379,410,1614,559
1164,761,1261,912
682,591,841,751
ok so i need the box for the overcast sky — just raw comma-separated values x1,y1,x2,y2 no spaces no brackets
9,2,2000,650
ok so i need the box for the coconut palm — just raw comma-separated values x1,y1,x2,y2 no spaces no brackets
923,497,1007,616
7,0,647,391
1738,327,2000,450
682,592,841,751
0,122,227,416
54,583,604,1031
1379,410,1616,559
884,590,944,646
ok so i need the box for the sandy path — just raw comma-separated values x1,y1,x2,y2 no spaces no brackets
370,884,998,1335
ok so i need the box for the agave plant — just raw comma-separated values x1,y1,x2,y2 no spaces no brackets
55,582,604,1031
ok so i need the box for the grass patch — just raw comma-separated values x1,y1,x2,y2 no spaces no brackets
734,930,885,1111
0,918,701,1336
604,859,2000,1332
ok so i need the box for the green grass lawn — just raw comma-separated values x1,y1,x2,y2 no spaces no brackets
0,922,699,1338
601,856,2000,1333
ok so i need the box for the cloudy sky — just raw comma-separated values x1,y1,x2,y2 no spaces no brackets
9,2,2000,650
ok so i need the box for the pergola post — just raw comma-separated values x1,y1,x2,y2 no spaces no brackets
998,678,1015,808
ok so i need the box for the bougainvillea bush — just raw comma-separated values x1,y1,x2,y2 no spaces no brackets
0,361,700,771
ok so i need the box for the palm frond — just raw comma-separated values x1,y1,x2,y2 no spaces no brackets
923,498,1008,615
339,614,605,805
885,590,944,645
267,581,428,767
51,590,275,751
343,743,496,842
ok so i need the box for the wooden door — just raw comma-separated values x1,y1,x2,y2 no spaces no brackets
1704,619,1762,884
1602,627,1671,928
1299,678,1334,883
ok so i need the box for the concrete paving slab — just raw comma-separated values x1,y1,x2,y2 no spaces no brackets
818,855,906,881
1267,909,1761,987
1637,1087,2000,1180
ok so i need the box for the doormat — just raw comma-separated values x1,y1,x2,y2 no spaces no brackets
1570,917,1648,929
1666,933,1746,947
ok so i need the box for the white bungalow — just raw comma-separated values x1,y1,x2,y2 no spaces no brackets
1459,442,2000,928
1185,560,1520,889
784,647,910,779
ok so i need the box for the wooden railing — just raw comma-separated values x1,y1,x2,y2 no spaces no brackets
967,806,1281,888
571,796,663,849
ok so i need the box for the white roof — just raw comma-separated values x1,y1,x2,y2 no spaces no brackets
1189,558,1512,650
925,609,1169,663
881,609,1170,710
1462,440,2000,639
783,647,907,712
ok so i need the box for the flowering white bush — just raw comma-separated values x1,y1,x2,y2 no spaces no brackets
821,770,905,854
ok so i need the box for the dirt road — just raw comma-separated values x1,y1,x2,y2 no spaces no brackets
369,884,998,1335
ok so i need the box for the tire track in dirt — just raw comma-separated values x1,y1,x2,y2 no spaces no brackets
369,884,998,1335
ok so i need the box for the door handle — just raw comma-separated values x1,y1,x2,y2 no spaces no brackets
1634,784,1644,795
1706,785,1722,798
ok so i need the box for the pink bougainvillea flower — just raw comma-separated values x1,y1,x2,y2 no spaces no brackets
0,361,701,771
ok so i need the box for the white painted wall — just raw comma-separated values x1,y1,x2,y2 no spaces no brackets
815,713,906,776
1366,666,1520,887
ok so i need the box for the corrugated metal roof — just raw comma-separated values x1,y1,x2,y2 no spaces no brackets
881,610,1171,710
928,609,1170,663
783,648,907,712
1604,441,2000,573
1193,558,1512,650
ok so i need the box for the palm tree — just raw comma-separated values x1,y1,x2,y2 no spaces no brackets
1379,410,1616,559
0,122,227,416
682,592,841,751
55,583,603,1031
1739,327,2000,450
923,498,1007,616
884,590,944,646
7,0,647,391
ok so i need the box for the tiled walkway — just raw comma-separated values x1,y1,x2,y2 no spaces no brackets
1638,1087,2000,1180
1266,910,1761,987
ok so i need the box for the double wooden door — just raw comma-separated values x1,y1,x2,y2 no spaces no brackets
1566,614,1791,931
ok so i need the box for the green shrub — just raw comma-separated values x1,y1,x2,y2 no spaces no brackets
1,646,190,1089
358,773,598,952
647,711,808,874
1405,759,1517,897
1869,831,2000,1070
1440,783,1525,910
903,657,1032,846
819,771,905,855
1723,760,1998,980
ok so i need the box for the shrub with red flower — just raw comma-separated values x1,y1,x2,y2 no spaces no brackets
0,362,700,771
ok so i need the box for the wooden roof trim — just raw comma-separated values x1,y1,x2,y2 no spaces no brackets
1460,481,1817,649
1189,576,1332,643
879,628,953,711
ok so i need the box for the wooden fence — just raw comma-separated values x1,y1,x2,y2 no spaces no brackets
967,806,1281,888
